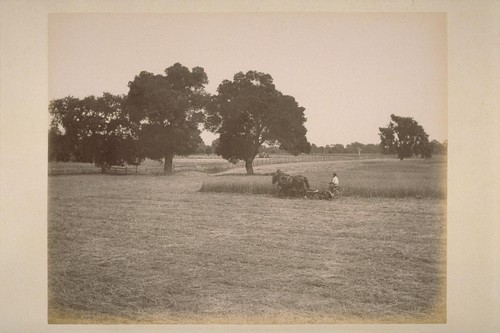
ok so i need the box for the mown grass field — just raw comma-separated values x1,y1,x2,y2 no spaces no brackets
48,158,446,324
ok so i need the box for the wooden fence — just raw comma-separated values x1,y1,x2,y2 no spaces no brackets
108,166,139,175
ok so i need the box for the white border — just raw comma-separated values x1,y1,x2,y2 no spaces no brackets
1,1,499,332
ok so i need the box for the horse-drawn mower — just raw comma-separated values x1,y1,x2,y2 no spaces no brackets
271,169,340,200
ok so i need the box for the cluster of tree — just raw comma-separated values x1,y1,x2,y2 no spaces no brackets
49,93,141,173
310,142,381,155
378,114,446,160
49,63,310,174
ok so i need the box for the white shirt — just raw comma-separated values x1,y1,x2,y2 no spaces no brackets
331,176,339,185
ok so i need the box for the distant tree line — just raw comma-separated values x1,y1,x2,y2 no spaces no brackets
308,138,446,157
309,142,381,155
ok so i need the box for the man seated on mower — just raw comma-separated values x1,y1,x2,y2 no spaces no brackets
329,172,340,192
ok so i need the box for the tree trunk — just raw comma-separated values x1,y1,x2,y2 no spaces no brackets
245,158,254,175
164,154,173,173
100,162,108,174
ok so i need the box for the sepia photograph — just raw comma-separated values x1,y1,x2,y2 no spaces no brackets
1,1,498,332
47,12,447,324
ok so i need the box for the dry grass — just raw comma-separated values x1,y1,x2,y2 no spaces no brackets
48,169,446,324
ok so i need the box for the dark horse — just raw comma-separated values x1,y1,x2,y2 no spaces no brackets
271,169,310,197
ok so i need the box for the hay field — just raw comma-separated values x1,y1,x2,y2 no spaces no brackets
48,160,446,324
202,157,447,199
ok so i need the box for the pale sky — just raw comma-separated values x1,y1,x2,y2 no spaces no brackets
49,13,447,146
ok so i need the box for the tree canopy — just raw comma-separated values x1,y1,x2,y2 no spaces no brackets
49,93,140,172
126,63,209,173
379,114,432,160
205,70,310,174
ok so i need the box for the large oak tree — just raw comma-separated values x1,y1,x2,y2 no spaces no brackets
206,71,310,175
126,63,209,173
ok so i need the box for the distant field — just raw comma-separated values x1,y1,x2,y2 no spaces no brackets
49,153,387,175
201,157,447,199
48,158,446,324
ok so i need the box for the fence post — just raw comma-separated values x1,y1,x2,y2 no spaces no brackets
125,166,127,175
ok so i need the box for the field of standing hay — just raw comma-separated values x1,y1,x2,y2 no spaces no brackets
201,157,447,199
48,158,446,324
